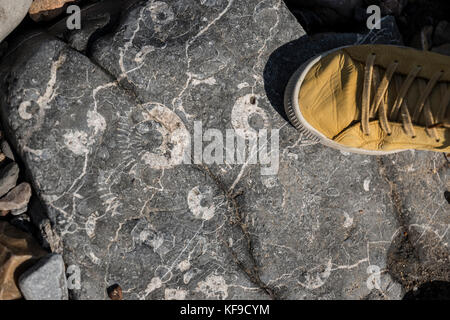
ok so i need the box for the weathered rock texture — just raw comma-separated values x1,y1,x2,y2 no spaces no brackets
0,0,448,300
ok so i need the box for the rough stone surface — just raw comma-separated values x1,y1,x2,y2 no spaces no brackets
0,221,47,300
0,0,448,300
18,253,68,300
0,162,19,198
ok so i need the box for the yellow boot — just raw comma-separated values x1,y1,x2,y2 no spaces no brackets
284,44,450,154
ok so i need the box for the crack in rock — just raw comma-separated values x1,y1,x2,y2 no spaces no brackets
0,0,447,300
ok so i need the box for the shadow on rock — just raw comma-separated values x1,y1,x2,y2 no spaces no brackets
444,190,450,204
403,281,450,300
263,33,359,121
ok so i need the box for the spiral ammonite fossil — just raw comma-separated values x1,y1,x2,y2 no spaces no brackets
95,103,190,217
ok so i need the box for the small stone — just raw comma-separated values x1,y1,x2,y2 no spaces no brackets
0,0,33,42
433,20,450,47
19,253,68,300
0,182,32,211
0,162,20,198
11,205,28,216
29,0,76,22
39,218,63,253
107,284,123,300
1,140,15,161
0,221,47,300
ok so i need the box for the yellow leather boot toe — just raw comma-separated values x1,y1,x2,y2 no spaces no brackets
284,45,450,154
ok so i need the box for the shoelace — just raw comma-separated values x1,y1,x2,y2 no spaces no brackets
361,53,450,142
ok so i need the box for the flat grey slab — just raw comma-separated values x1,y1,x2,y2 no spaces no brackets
0,0,448,300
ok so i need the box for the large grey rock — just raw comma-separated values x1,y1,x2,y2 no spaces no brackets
18,253,68,300
0,0,447,300
0,0,33,42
